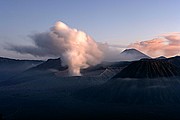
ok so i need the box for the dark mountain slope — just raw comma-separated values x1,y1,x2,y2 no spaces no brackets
112,59,180,79
167,56,180,68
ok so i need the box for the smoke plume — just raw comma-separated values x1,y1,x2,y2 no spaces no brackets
7,21,104,76
129,32,180,57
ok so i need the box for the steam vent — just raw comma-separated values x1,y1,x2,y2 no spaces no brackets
113,59,180,79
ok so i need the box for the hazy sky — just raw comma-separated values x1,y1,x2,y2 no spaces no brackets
0,0,180,59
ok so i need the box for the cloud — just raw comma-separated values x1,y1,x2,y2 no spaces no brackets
129,32,180,57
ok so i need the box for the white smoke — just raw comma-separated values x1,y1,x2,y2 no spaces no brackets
7,21,104,76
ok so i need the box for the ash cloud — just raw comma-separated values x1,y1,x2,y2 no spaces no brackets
7,21,105,76
129,32,180,57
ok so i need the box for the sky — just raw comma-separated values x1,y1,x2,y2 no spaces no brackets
0,0,180,59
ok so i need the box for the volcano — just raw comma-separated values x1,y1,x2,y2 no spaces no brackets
112,59,180,79
120,49,151,61
30,58,67,71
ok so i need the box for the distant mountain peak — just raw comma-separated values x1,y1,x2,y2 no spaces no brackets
122,48,140,53
121,48,148,55
120,48,151,61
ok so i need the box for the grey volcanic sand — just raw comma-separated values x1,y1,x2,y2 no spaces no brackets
1,74,180,119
